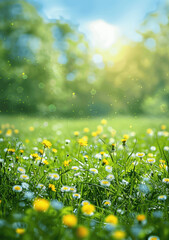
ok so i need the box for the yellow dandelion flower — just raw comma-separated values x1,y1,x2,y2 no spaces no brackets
49,184,56,192
102,159,109,165
33,198,50,212
74,131,79,136
123,134,129,140
7,148,15,153
62,214,77,227
105,214,118,225
52,148,57,153
29,126,34,131
92,131,98,137
136,214,146,222
6,129,12,137
78,138,88,147
101,119,107,125
81,204,95,216
83,128,89,133
113,230,126,239
76,226,89,238
31,153,39,160
16,228,25,234
42,139,52,148
161,125,166,130
63,160,71,167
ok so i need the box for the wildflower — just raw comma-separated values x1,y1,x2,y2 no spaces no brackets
89,168,98,174
159,160,165,164
65,139,71,144
42,159,49,165
29,126,34,131
19,149,24,154
100,180,111,187
102,159,109,165
63,160,71,167
92,131,98,137
38,149,44,155
6,129,12,137
13,185,22,192
74,131,79,136
78,138,88,146
159,164,168,170
33,198,50,212
113,230,126,239
42,139,52,148
84,127,89,133
123,134,129,140
121,139,127,146
37,183,46,190
101,119,107,125
52,173,60,180
97,125,103,134
76,226,89,238
25,139,29,143
61,186,70,192
106,174,115,181
112,143,116,151
158,195,167,201
72,166,79,171
69,187,76,193
105,165,112,172
161,125,166,130
148,236,160,240
20,174,29,180
72,193,81,199
17,167,26,174
150,146,156,151
14,129,19,134
81,200,90,206
102,200,111,207
105,215,118,225
162,178,169,184
147,128,153,135
16,228,25,234
49,184,56,192
136,214,146,222
136,152,145,158
148,153,154,157
7,148,15,154
147,158,155,164
52,148,57,153
31,153,39,160
81,204,95,216
62,214,77,227
164,146,169,151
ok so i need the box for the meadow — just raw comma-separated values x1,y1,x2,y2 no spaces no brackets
0,115,169,240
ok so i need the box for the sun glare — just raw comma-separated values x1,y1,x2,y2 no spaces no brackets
88,19,121,49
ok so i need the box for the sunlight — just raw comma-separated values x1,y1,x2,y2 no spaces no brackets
88,19,121,49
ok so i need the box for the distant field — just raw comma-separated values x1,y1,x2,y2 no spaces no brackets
0,114,168,140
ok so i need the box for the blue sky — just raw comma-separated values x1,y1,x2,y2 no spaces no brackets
30,0,166,47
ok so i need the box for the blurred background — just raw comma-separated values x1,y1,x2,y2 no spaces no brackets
0,0,169,118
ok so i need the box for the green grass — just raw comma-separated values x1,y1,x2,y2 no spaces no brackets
0,115,169,240
0,114,168,139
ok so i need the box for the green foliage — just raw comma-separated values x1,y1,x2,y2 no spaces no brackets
0,0,169,117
